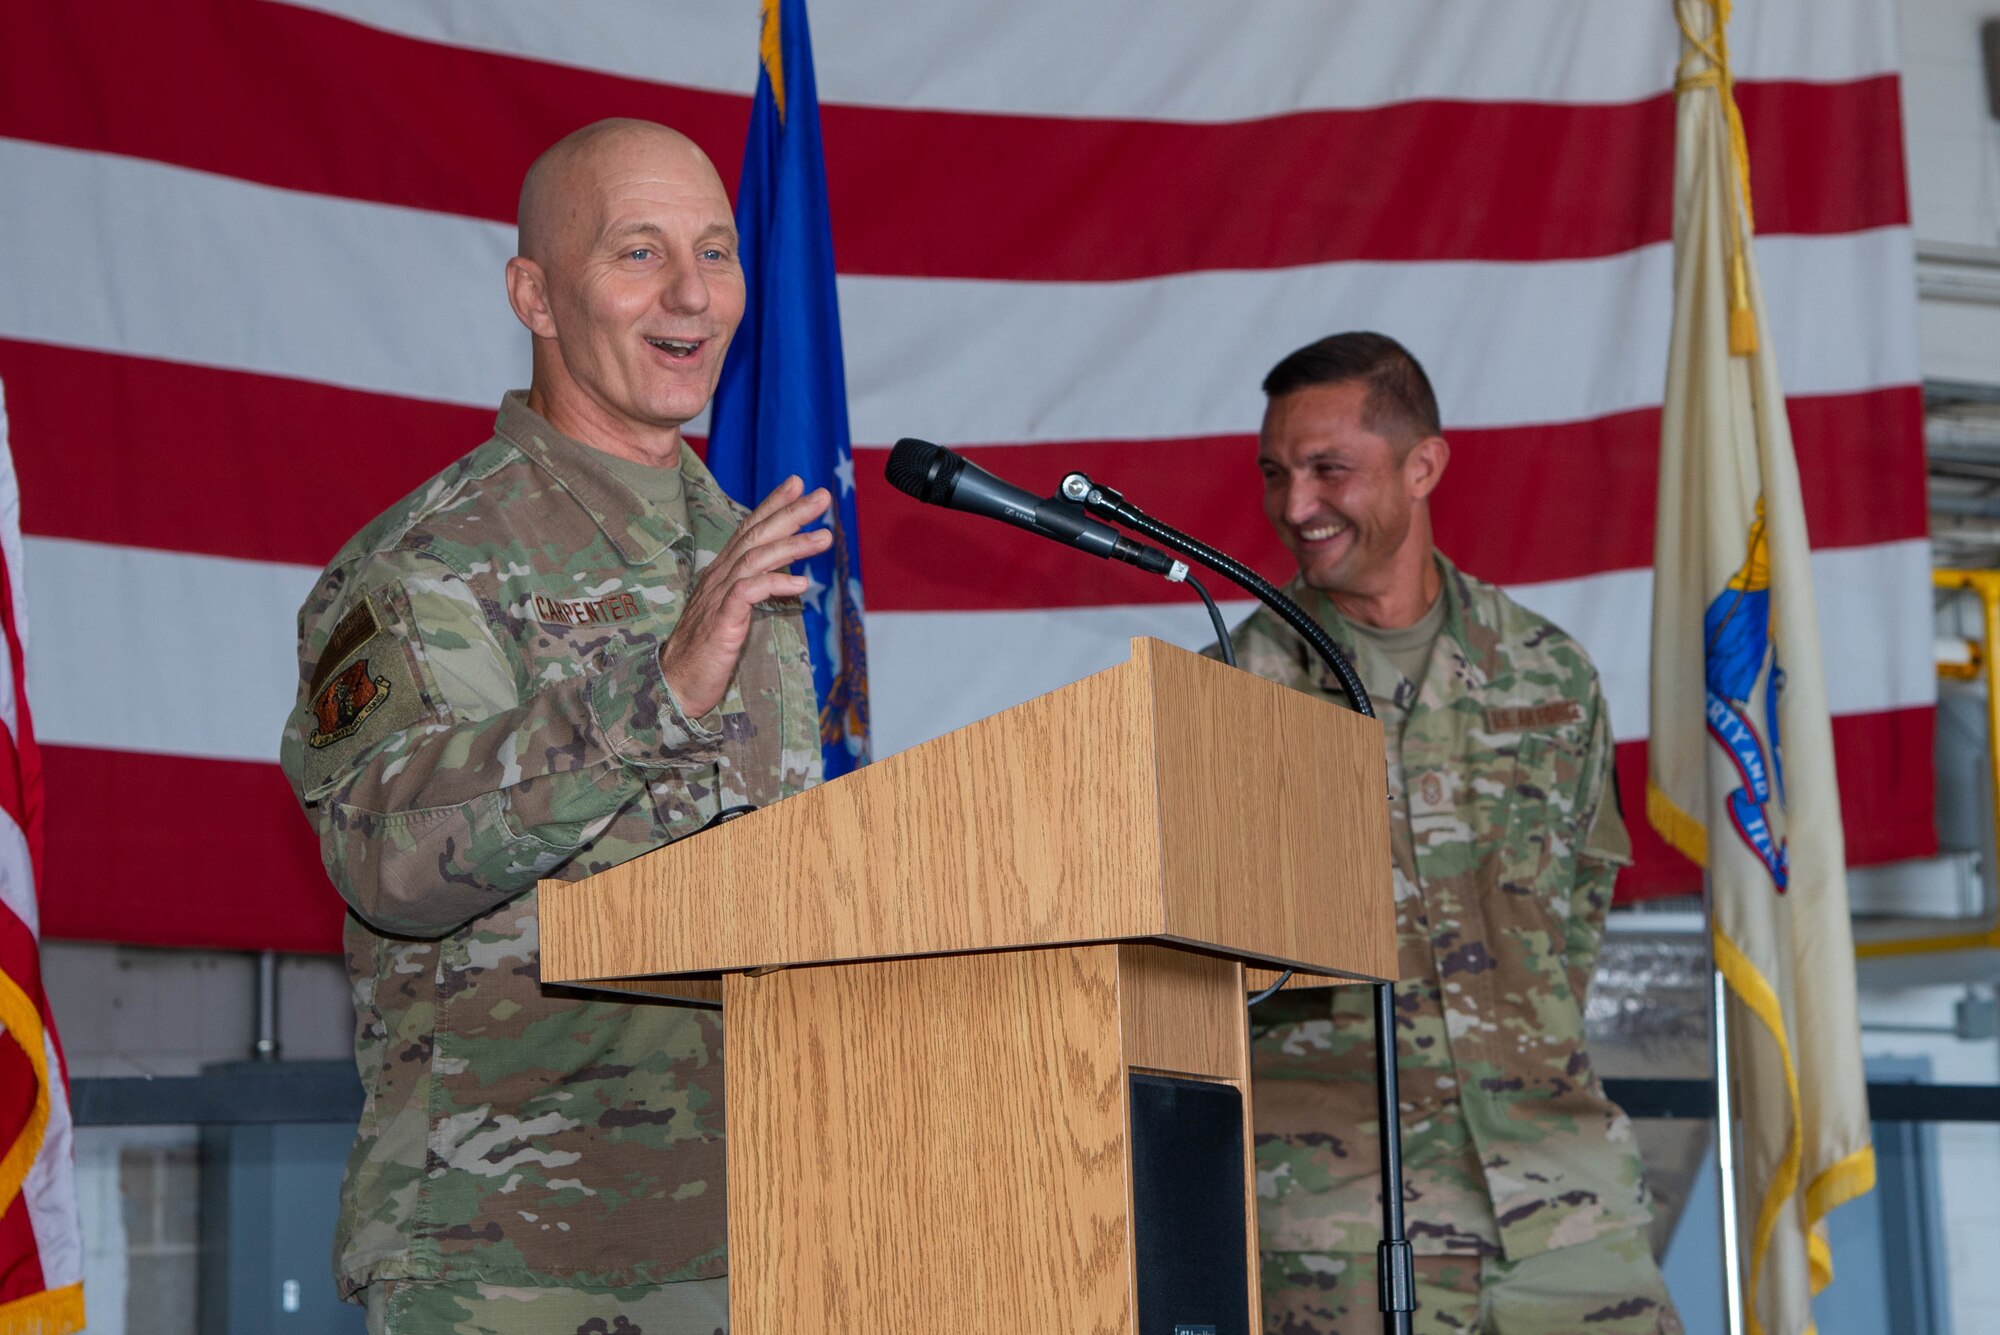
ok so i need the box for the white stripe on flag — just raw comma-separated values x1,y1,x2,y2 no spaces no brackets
23,535,1928,767
0,141,1918,444
23,1028,81,1290
840,230,1917,446
0,378,20,740
867,598,1244,758
274,0,1896,120
1505,539,1935,744
865,542,1935,758
0,807,35,938
22,538,317,763
22,537,1932,764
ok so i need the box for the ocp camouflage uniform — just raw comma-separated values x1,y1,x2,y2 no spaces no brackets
278,392,820,1319
1229,556,1678,1334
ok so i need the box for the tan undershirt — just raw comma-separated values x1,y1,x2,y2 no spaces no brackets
596,448,690,534
1348,588,1447,692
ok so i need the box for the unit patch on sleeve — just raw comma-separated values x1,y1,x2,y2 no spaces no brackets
299,594,429,797
1483,700,1584,733
309,658,393,748
309,599,380,700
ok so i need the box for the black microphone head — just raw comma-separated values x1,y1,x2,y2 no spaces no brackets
884,438,964,506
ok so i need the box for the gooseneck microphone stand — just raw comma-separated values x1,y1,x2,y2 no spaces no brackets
1060,471,1417,1335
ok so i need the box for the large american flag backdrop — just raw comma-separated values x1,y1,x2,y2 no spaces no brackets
0,0,1932,952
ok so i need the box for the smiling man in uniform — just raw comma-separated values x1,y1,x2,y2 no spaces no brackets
1223,332,1682,1334
280,119,828,1334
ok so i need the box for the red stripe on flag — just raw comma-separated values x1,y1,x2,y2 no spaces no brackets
851,390,1923,612
1428,387,1928,590
39,746,346,954
32,712,1934,950
0,0,742,243
0,0,1907,277
4,341,1923,599
0,549,45,883
0,340,491,569
1612,706,1937,901
831,78,1905,278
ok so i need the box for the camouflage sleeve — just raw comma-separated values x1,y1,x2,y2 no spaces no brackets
281,552,724,938
1564,682,1631,1001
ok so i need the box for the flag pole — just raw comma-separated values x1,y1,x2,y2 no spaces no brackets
1708,879,1747,1335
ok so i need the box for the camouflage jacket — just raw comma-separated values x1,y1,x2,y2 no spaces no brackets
278,393,820,1298
1236,555,1650,1261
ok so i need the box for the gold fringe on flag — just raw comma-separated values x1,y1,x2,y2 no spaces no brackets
0,1282,84,1335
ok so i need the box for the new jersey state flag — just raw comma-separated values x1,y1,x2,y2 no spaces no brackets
707,0,869,779
1648,4,1875,1333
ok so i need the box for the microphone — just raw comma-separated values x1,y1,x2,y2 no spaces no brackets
884,439,1181,577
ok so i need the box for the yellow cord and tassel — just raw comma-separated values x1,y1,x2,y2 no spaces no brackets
1675,0,1760,355
1728,249,1758,355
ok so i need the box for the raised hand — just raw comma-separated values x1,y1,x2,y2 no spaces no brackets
659,476,833,719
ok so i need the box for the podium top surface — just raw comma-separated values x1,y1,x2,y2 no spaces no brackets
540,638,1394,987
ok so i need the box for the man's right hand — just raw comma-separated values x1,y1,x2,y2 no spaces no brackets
659,475,833,719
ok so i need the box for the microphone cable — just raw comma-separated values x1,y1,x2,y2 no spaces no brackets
1059,473,1372,720
1185,572,1235,669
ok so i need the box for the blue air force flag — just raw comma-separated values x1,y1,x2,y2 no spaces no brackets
707,0,869,777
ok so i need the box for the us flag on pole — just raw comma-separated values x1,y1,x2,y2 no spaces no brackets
0,382,83,1334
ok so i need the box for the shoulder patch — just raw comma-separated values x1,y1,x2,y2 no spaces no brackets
1484,701,1584,733
308,658,393,748
299,594,428,797
308,599,380,701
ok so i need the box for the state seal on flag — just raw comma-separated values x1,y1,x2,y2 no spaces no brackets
1702,502,1789,891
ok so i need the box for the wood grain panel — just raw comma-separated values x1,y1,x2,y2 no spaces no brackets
542,655,1161,983
542,638,1397,990
1144,639,1398,982
725,947,1137,1334
1117,943,1242,1079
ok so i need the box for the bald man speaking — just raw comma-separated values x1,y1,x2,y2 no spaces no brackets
279,120,828,1333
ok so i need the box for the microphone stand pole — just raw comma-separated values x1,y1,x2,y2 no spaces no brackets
1061,473,1415,1335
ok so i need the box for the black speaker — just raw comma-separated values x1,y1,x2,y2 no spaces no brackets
1129,1073,1252,1335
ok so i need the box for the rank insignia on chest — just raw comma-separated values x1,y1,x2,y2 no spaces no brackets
309,659,392,748
1412,770,1456,814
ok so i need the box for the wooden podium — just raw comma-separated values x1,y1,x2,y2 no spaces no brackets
541,638,1394,1333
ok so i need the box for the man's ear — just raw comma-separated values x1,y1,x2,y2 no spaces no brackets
505,257,557,339
1405,434,1450,501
